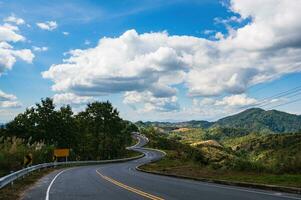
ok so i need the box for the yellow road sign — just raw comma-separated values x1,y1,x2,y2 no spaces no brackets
54,149,70,157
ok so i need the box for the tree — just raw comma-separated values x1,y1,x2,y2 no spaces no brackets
4,98,133,161
78,101,131,159
56,105,77,148
6,107,38,141
35,98,58,144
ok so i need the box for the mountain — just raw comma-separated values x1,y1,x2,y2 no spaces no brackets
136,108,301,134
215,108,301,133
135,120,214,130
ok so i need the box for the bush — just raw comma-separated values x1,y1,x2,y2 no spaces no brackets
0,137,54,175
229,157,266,172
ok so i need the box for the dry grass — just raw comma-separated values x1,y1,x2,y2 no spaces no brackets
141,156,301,188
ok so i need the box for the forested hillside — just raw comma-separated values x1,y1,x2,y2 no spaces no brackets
137,108,301,178
137,108,301,134
215,108,301,133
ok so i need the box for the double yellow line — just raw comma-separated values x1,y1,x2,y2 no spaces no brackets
96,170,164,200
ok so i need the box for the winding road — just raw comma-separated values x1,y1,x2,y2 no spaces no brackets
22,134,301,200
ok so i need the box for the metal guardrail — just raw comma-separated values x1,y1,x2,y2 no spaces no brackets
0,153,144,189
0,133,148,189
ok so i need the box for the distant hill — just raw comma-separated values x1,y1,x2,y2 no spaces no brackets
215,108,301,133
136,108,301,134
135,120,214,130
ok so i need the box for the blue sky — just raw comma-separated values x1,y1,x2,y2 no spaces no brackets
1,0,301,122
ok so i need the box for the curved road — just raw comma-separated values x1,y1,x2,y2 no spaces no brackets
23,134,301,200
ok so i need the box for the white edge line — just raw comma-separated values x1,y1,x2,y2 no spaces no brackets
45,168,72,200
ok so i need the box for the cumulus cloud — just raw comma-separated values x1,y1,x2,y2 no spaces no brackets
0,17,33,110
32,46,48,52
42,30,186,100
193,94,257,108
43,0,301,113
215,94,257,107
3,14,25,25
0,23,25,42
123,91,179,112
0,41,34,73
62,31,69,36
0,22,34,74
53,93,94,106
187,0,301,96
36,21,57,31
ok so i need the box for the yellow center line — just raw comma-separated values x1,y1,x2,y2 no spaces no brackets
96,170,165,200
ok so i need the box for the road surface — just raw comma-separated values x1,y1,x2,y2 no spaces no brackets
22,134,301,200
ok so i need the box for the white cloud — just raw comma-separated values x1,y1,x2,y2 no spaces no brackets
3,14,25,25
0,18,33,111
42,30,186,101
53,93,94,106
0,90,16,101
0,23,34,74
0,90,21,108
187,0,301,96
32,46,48,52
36,21,57,31
123,91,179,112
43,0,301,114
0,101,21,108
0,23,25,42
215,94,257,107
62,31,69,36
193,94,257,109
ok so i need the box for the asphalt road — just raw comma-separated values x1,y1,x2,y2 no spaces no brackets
22,134,301,200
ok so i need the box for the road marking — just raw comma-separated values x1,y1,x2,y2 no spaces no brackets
96,169,164,200
45,168,72,200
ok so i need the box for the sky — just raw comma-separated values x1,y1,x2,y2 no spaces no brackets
1,0,301,123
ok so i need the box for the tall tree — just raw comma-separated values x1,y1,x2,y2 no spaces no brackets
35,98,58,144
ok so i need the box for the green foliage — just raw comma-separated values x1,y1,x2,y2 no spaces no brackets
0,137,54,174
144,124,301,174
215,108,301,133
136,108,301,134
204,127,250,141
224,132,301,173
141,127,206,164
74,101,131,160
1,98,135,173
6,98,77,148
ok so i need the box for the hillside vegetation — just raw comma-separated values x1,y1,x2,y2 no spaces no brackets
137,108,301,134
215,108,301,133
138,108,301,188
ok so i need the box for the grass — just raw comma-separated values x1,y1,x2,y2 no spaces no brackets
0,168,55,200
124,149,142,158
140,152,301,188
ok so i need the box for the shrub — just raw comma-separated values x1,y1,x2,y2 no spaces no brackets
0,137,54,175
